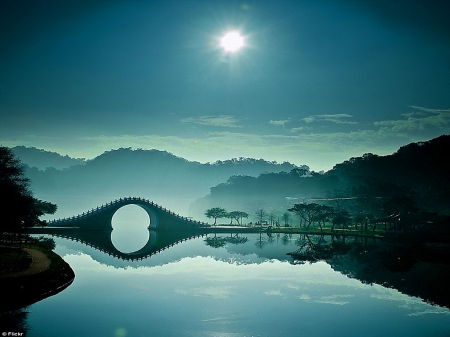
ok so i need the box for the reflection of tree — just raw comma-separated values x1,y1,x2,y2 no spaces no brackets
289,234,450,309
289,234,349,264
204,233,249,248
0,308,29,334
204,234,228,248
294,234,307,246
225,233,249,245
281,234,291,246
254,233,268,249
266,233,275,245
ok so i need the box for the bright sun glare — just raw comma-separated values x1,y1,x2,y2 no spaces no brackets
220,30,245,53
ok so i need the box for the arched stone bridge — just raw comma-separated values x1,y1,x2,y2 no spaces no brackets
27,197,257,261
47,196,209,230
26,197,211,260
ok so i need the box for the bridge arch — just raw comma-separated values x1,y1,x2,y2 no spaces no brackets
30,197,213,260
47,197,208,230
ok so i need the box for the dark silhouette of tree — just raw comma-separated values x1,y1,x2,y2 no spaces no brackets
225,233,249,244
313,205,334,232
204,233,228,248
288,203,325,229
0,147,57,239
255,232,268,249
331,210,352,231
282,212,290,227
382,196,418,217
268,211,278,226
228,210,249,225
227,212,235,225
255,208,268,225
281,233,291,245
204,207,228,225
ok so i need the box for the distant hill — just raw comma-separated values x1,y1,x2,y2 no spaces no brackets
11,146,86,170
20,147,300,217
190,135,450,221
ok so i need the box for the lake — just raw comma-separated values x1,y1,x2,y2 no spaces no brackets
14,226,450,337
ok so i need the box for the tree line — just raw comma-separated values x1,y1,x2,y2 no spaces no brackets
204,207,249,226
204,192,429,232
0,147,57,241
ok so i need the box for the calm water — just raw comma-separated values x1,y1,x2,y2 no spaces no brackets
20,229,450,337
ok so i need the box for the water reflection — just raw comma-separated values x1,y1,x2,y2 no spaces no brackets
33,226,450,310
10,230,450,336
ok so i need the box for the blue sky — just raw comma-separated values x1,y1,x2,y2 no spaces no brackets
1,0,449,171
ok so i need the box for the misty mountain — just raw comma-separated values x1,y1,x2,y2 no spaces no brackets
20,147,299,216
11,146,86,170
190,135,450,221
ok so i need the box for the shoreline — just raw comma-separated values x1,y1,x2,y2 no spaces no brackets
0,244,75,312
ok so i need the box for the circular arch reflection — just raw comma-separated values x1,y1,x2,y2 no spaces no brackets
111,204,150,253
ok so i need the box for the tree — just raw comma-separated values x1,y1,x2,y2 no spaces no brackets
331,210,352,231
238,211,249,225
282,212,290,227
382,196,418,217
313,205,334,233
0,147,57,239
228,211,249,226
34,200,58,215
204,207,228,225
288,203,325,229
255,208,268,225
268,211,277,226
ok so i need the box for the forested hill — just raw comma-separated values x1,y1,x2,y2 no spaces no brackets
19,147,300,215
11,146,86,170
190,135,450,219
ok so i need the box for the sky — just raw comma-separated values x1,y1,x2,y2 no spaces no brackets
1,0,449,171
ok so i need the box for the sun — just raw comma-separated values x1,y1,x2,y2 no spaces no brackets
219,30,245,53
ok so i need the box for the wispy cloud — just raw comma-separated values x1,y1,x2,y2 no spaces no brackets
175,286,234,299
302,114,357,125
299,294,354,305
9,105,449,172
409,105,450,114
290,126,310,133
269,119,290,127
180,115,241,128
375,105,450,132
264,289,285,297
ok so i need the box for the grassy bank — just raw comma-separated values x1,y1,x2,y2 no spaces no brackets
0,243,75,312
264,227,385,238
0,246,32,275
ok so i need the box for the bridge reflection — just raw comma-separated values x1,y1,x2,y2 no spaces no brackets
27,197,256,261
29,227,209,260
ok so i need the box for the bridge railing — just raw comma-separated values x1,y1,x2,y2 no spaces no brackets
47,197,209,226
